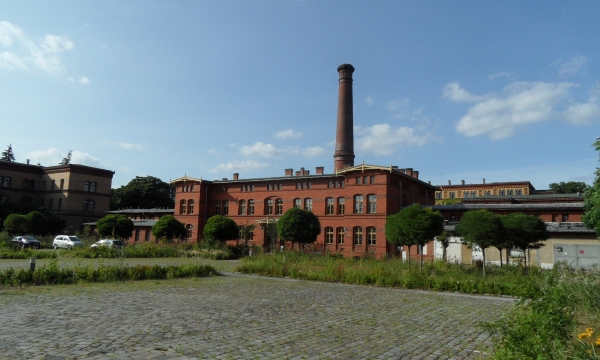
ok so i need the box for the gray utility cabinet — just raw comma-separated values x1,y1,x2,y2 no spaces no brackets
554,244,600,269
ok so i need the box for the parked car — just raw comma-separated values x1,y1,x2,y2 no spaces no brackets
11,236,42,249
52,235,85,250
90,239,126,249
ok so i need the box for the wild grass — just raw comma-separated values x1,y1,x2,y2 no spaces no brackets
0,258,218,286
236,252,543,297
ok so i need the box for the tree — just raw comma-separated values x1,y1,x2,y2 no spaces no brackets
59,150,72,165
1,144,15,162
277,207,321,252
239,223,256,246
584,138,600,237
502,213,549,267
437,231,450,262
111,176,175,210
385,204,444,271
41,210,67,234
96,214,134,239
549,181,589,194
203,215,239,244
152,215,186,242
455,210,505,277
25,211,49,235
3,214,28,235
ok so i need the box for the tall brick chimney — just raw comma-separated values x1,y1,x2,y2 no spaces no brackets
334,64,355,172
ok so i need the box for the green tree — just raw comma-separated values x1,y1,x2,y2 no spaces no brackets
41,210,67,234
152,215,186,242
455,209,505,277
584,138,600,237
277,207,321,252
25,211,49,235
385,204,444,271
111,176,175,210
1,144,15,162
203,215,239,244
59,150,72,165
239,223,256,246
502,213,549,267
437,231,450,262
549,181,589,194
96,214,134,239
3,213,28,235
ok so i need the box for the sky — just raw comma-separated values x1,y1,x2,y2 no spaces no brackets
1,1,599,189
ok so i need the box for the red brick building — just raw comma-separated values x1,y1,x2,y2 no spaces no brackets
171,64,438,259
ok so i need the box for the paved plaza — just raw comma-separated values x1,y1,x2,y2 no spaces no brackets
0,273,515,359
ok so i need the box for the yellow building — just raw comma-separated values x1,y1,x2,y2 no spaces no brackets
435,179,537,204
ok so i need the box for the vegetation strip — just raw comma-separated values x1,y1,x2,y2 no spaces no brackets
0,259,218,286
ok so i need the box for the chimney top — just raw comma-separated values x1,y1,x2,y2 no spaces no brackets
233,173,239,180
483,178,486,184
461,180,465,185
448,180,451,185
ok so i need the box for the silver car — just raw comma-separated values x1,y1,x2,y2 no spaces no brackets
12,236,42,249
53,235,85,250
90,239,125,249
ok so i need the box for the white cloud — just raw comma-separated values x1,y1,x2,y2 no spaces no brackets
71,150,109,168
114,142,147,151
0,21,74,75
79,76,90,84
356,124,434,155
240,142,299,158
365,96,373,106
207,148,219,155
442,82,485,102
488,71,515,81
274,129,303,139
386,98,410,118
553,55,587,77
563,98,600,125
302,146,327,157
450,81,578,140
209,160,270,173
27,148,108,168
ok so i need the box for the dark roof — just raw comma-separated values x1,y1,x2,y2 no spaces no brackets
430,202,584,211
439,181,533,189
107,208,174,214
462,193,584,202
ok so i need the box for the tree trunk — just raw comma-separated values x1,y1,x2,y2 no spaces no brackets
499,249,503,267
506,248,510,266
407,245,411,268
482,249,486,277
442,246,447,262
420,245,423,272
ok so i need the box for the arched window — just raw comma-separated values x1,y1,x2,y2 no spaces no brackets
325,227,334,244
82,199,94,212
89,200,95,212
266,199,274,215
180,199,187,214
3,176,11,188
337,197,345,214
188,199,194,214
215,200,221,214
516,189,522,195
326,197,334,215
135,230,141,242
83,199,88,211
336,227,345,244
90,182,96,192
239,200,246,215
248,199,255,215
276,199,283,215
223,200,229,215
367,227,376,246
354,195,364,214
84,181,89,191
353,227,363,245
293,198,301,208
304,198,312,211
367,195,377,213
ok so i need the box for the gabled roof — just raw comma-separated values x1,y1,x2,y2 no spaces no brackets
170,175,204,184
336,163,437,189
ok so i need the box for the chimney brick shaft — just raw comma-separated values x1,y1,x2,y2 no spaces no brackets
334,64,355,172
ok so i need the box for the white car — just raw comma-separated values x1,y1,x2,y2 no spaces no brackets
90,239,125,249
53,235,85,250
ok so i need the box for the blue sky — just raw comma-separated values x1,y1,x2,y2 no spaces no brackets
1,1,599,189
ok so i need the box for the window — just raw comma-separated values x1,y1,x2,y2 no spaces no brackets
302,182,306,189
507,189,514,196
328,181,333,188
341,180,345,187
325,227,334,244
90,182,96,192
276,199,283,215
363,176,368,184
266,199,274,215
337,227,345,244
370,176,375,184
60,179,64,190
499,190,506,196
1,176,10,188
188,199,194,214
449,192,456,199
89,200,94,212
49,198,53,210
248,199,255,215
296,183,300,190
335,181,339,188
356,177,361,185
516,189,522,195
294,198,301,208
326,197,334,215
307,182,311,189
223,200,229,215
304,198,312,211
58,198,62,210
145,230,151,242
484,190,491,195
368,195,377,213
215,200,221,214
84,181,89,191
83,200,88,212
463,192,469,198
22,179,28,189
367,227,376,246
135,230,140,242
435,192,442,199
471,191,477,198
450,214,456,221
239,200,246,215
180,199,187,214
354,195,364,214
354,227,363,245
338,197,345,215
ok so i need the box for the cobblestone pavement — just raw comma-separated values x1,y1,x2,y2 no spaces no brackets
0,273,515,359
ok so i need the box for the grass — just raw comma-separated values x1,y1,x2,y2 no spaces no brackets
236,251,542,297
